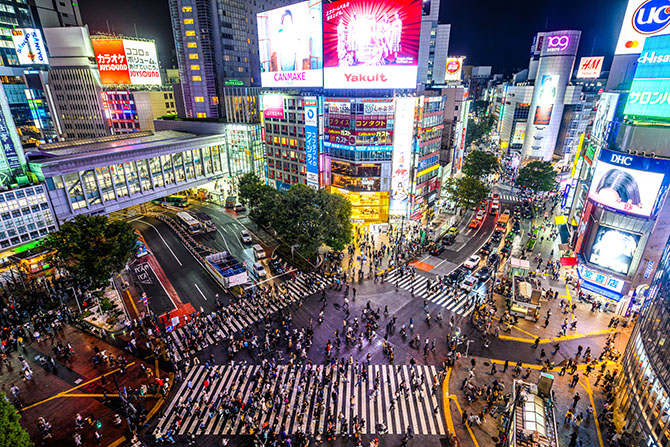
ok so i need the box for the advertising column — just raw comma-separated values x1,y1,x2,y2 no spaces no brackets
390,96,416,218
522,30,580,161
305,97,319,188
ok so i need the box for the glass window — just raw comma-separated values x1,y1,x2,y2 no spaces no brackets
111,164,128,198
137,159,151,190
63,172,86,210
184,150,195,179
161,155,174,185
173,153,185,182
81,170,101,205
149,157,164,188
123,162,141,194
193,149,203,177
95,166,116,201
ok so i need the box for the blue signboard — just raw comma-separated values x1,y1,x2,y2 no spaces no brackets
305,97,318,188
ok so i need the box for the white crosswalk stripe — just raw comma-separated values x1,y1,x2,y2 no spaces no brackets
383,269,478,317
156,364,446,437
499,194,520,203
166,274,335,363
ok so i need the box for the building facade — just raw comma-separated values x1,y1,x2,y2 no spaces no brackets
417,0,450,86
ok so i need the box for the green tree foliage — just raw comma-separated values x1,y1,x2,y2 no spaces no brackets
0,393,32,447
44,215,135,290
462,149,498,178
516,161,558,193
238,179,352,259
444,176,490,209
237,172,265,208
464,115,495,147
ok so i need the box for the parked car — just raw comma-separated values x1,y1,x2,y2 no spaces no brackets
234,204,246,213
463,255,481,269
460,275,478,291
240,230,252,244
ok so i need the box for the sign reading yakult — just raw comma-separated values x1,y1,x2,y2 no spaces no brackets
615,0,670,54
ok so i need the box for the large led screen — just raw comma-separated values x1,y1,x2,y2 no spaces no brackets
257,1,323,87
624,34,670,119
588,226,640,275
588,148,669,217
92,39,161,85
323,0,422,89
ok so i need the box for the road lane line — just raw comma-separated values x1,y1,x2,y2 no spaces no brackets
194,282,207,301
139,218,182,266
217,228,232,253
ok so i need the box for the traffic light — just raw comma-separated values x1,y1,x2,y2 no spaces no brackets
95,420,102,429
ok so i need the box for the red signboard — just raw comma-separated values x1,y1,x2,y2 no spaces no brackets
92,39,131,85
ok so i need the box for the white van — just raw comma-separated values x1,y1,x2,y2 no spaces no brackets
253,244,265,260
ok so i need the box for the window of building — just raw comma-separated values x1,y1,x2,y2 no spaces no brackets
184,18,194,24
186,30,196,36
187,42,197,48
189,53,199,59
194,96,204,102
190,64,200,70
192,76,202,81
182,6,193,12
197,112,207,118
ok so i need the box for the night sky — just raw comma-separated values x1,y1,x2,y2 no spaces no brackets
80,0,630,75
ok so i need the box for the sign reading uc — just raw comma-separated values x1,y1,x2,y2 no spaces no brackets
633,0,670,34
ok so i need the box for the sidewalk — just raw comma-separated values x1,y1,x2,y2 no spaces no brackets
4,324,170,447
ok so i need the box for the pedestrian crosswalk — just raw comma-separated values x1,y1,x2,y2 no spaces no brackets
156,364,446,436
499,193,521,203
166,273,335,363
384,269,479,317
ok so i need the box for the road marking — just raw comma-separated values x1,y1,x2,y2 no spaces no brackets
139,219,183,266
217,228,232,253
194,283,207,301
580,377,605,447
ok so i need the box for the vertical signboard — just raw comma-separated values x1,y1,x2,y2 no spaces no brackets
11,29,48,65
0,87,25,183
305,97,319,188
390,97,414,217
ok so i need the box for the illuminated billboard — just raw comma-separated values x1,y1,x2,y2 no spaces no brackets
588,148,670,217
11,29,48,65
576,56,604,78
592,92,619,142
588,226,640,274
532,74,559,125
323,0,422,89
92,39,161,85
257,1,323,87
444,57,464,81
511,122,526,145
615,0,670,55
390,97,415,216
624,34,670,118
262,95,285,119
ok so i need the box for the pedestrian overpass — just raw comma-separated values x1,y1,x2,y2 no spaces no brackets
26,129,260,224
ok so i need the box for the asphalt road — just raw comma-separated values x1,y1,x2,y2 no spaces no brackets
131,215,224,313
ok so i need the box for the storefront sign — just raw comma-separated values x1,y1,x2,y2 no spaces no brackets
577,264,625,293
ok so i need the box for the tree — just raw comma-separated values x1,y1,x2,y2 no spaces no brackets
516,161,558,193
464,115,495,147
251,184,279,229
0,393,32,447
237,173,265,209
462,149,498,178
444,176,490,208
43,214,136,291
316,189,352,252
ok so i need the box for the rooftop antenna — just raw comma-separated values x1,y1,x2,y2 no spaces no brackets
106,20,111,34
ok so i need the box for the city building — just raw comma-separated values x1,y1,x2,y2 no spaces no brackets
439,86,467,174
168,0,289,118
101,90,178,134
43,26,111,140
0,183,56,250
464,66,492,100
615,232,670,446
417,0,450,86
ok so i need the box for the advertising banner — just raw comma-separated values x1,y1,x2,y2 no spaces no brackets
532,74,559,125
323,0,422,89
257,0,323,87
262,95,285,119
390,97,415,217
92,39,161,85
588,148,670,217
511,122,526,144
625,35,670,118
588,226,640,275
444,57,464,81
576,264,625,293
615,0,670,55
592,92,619,142
576,56,604,78
305,97,319,188
11,29,48,65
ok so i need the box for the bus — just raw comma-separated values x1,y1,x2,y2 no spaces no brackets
194,212,216,232
176,211,203,234
496,209,511,231
152,195,188,208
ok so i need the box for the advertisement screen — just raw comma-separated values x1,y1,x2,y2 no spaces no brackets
262,95,285,119
615,0,670,55
532,74,559,125
588,148,670,217
511,122,526,144
444,57,464,81
624,35,670,118
257,1,323,87
92,39,161,85
390,97,415,216
592,92,619,142
323,0,421,89
11,29,48,65
576,56,604,78
588,226,640,274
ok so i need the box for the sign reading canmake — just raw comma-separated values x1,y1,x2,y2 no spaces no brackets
92,38,161,85
615,0,670,54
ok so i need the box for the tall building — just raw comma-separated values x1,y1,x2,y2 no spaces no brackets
43,27,111,139
417,0,450,86
168,0,287,118
615,233,670,446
